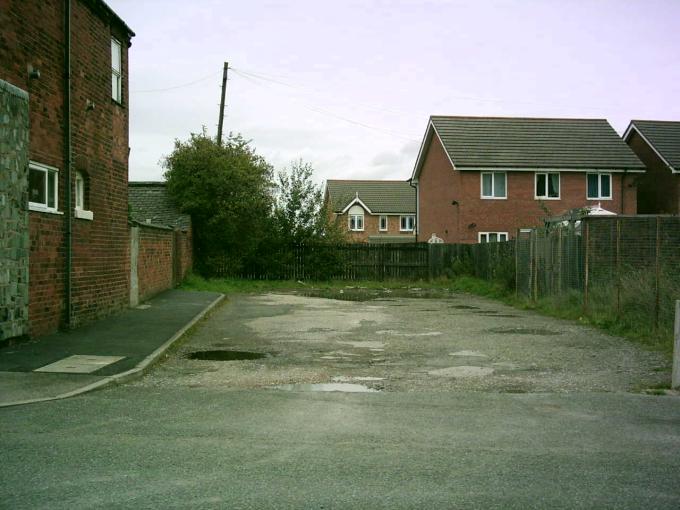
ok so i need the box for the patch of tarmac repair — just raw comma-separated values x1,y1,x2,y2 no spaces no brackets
428,366,495,378
449,350,488,358
272,383,380,393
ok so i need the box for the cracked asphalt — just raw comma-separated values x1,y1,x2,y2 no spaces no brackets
2,289,678,509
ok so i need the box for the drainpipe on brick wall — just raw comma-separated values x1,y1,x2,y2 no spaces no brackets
621,170,627,214
409,179,418,241
64,0,73,327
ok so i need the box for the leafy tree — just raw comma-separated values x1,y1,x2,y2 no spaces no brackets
163,129,274,275
273,159,344,245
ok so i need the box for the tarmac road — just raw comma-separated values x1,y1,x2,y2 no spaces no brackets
1,291,678,509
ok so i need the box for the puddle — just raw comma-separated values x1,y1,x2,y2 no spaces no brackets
449,350,488,358
428,366,494,378
298,288,457,302
272,383,380,393
376,330,441,337
186,350,269,361
487,327,561,336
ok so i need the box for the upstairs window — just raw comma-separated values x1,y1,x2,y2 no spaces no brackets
400,215,415,232
28,161,59,212
587,173,611,200
111,37,122,103
479,232,508,243
481,172,506,199
348,205,364,231
535,172,560,199
379,215,388,231
75,171,85,210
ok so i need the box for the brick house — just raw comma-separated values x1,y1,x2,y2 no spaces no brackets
410,116,645,244
1,0,134,338
324,180,416,243
623,120,680,214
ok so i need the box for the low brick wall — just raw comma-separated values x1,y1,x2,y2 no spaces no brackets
130,222,193,305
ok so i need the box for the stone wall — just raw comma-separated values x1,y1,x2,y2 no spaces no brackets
0,79,30,341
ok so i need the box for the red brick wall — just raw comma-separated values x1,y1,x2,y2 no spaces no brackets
626,131,679,214
417,134,638,243
1,0,132,336
137,226,174,302
332,212,416,243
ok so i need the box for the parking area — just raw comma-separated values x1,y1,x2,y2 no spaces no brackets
134,288,670,394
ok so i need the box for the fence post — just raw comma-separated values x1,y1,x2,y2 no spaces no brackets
655,216,661,330
673,301,680,389
616,219,621,316
583,219,590,313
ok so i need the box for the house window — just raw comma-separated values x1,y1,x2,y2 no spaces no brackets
535,172,560,199
348,205,364,231
379,215,388,231
74,171,94,220
587,173,612,200
400,215,415,232
28,161,58,212
481,172,507,199
479,232,508,243
111,37,122,103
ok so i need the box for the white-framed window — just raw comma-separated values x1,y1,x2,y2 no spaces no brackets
481,171,507,199
111,37,122,103
379,215,388,231
28,161,59,213
348,205,364,231
586,173,612,200
478,232,508,243
74,171,94,220
535,172,560,199
400,215,415,232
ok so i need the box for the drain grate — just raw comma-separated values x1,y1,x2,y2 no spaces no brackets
186,350,268,361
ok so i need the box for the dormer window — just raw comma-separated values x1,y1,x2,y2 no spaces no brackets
348,205,364,231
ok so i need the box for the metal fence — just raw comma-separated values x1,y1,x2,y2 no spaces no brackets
516,216,680,334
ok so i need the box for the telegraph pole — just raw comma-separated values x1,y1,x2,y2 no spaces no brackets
217,61,229,145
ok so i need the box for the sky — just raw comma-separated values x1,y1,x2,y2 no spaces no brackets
107,0,680,185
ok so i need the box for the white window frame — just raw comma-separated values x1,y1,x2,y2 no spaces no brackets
379,215,388,231
74,171,94,220
535,172,560,200
478,232,508,243
28,161,60,214
349,214,364,231
400,215,415,232
586,172,612,200
111,37,122,103
480,171,507,199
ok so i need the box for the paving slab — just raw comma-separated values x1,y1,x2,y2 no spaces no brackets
0,289,223,407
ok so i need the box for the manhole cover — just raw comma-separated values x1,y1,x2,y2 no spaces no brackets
186,350,268,361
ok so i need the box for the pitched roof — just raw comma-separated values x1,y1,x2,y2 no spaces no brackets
325,180,416,214
412,116,645,180
625,120,680,172
128,182,191,229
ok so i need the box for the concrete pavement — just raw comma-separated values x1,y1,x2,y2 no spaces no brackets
0,289,223,407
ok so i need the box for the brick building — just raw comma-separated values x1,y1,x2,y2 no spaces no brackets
1,0,134,338
324,180,416,243
623,120,680,214
410,116,645,244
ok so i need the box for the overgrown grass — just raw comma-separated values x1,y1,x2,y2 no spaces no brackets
181,273,673,356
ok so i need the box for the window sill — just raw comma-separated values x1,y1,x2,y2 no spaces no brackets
75,209,94,221
29,204,63,215
586,197,612,201
535,197,561,200
480,196,507,200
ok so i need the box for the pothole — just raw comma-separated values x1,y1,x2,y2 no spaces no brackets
186,350,269,361
272,383,380,393
487,327,561,335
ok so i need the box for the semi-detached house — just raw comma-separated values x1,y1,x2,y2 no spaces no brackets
410,116,646,243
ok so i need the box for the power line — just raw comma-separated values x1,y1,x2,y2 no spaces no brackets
131,71,221,93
